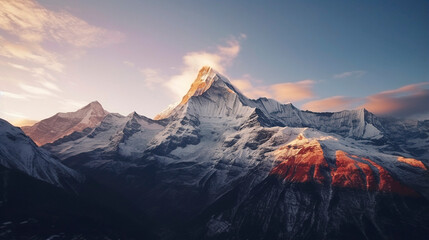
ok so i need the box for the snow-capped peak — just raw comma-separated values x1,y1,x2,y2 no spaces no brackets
155,66,236,120
180,66,233,104
84,100,106,112
55,100,107,120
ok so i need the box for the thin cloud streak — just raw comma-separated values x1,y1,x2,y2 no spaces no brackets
231,78,315,103
0,0,124,121
140,68,162,89
302,96,359,112
0,91,28,100
333,70,366,79
0,36,63,72
19,83,57,97
300,82,429,119
123,61,135,67
0,0,124,47
362,82,429,118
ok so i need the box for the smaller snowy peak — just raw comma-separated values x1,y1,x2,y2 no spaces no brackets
22,101,109,146
252,97,297,114
57,100,108,119
83,100,108,115
46,111,165,161
126,111,161,125
127,111,141,119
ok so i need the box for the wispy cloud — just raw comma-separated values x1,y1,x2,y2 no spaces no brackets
0,36,63,72
39,80,61,92
0,0,123,116
231,78,315,103
302,96,359,112
140,68,163,89
333,70,366,79
6,62,31,71
299,82,429,119
0,91,28,100
0,0,123,72
362,82,429,118
4,61,60,92
165,35,246,98
123,61,135,67
6,63,55,81
0,0,123,47
19,83,57,97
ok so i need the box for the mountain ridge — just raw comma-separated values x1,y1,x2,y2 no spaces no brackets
16,66,429,239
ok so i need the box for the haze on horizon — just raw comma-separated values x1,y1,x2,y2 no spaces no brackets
0,0,428,125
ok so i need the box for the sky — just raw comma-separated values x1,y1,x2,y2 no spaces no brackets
0,0,428,125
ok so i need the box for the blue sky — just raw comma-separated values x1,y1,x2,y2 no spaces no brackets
1,0,428,123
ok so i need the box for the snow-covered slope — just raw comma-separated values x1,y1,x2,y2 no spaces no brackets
154,67,428,159
22,101,108,146
155,67,383,140
0,118,83,188
45,111,165,163
45,67,428,192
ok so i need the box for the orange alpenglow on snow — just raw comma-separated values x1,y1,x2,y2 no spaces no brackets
179,66,215,105
361,156,416,195
270,142,417,196
270,141,328,184
397,156,427,170
332,151,416,195
331,151,377,191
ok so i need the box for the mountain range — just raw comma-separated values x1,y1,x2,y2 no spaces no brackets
1,66,428,239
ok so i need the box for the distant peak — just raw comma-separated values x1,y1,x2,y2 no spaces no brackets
127,111,140,118
354,107,371,115
76,101,108,117
88,100,102,107
81,100,103,111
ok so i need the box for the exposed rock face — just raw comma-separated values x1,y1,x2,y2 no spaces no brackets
22,101,108,146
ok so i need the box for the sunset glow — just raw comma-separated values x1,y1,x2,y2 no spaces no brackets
0,0,428,124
